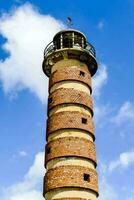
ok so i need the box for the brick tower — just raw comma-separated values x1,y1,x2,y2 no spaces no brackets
42,29,99,200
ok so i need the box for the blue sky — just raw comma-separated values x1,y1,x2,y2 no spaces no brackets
0,0,134,200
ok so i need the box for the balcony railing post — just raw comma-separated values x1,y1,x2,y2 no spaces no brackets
44,40,96,58
60,34,63,49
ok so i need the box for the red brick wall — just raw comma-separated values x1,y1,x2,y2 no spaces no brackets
49,67,92,93
45,137,97,166
44,165,98,196
48,88,93,116
46,111,95,140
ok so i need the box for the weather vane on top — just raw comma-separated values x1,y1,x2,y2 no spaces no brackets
66,17,73,28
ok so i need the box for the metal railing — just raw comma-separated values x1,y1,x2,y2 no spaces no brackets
44,40,96,58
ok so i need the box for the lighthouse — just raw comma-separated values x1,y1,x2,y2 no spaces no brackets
42,29,99,199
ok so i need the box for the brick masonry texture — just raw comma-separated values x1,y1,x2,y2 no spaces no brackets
46,111,95,139
48,88,93,116
44,165,98,195
45,137,96,166
52,59,90,74
49,67,92,93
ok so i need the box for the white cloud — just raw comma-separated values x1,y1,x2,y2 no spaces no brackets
98,157,134,200
126,192,134,200
93,64,108,97
0,3,108,104
98,160,118,200
94,103,110,124
112,101,134,125
0,151,119,200
99,177,118,200
109,150,134,171
0,152,44,200
19,150,28,157
97,21,104,30
92,65,109,123
0,3,64,103
127,197,134,200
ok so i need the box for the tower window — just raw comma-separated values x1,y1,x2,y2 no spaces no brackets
48,97,53,104
82,117,87,124
46,147,51,154
83,173,90,182
79,71,85,77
